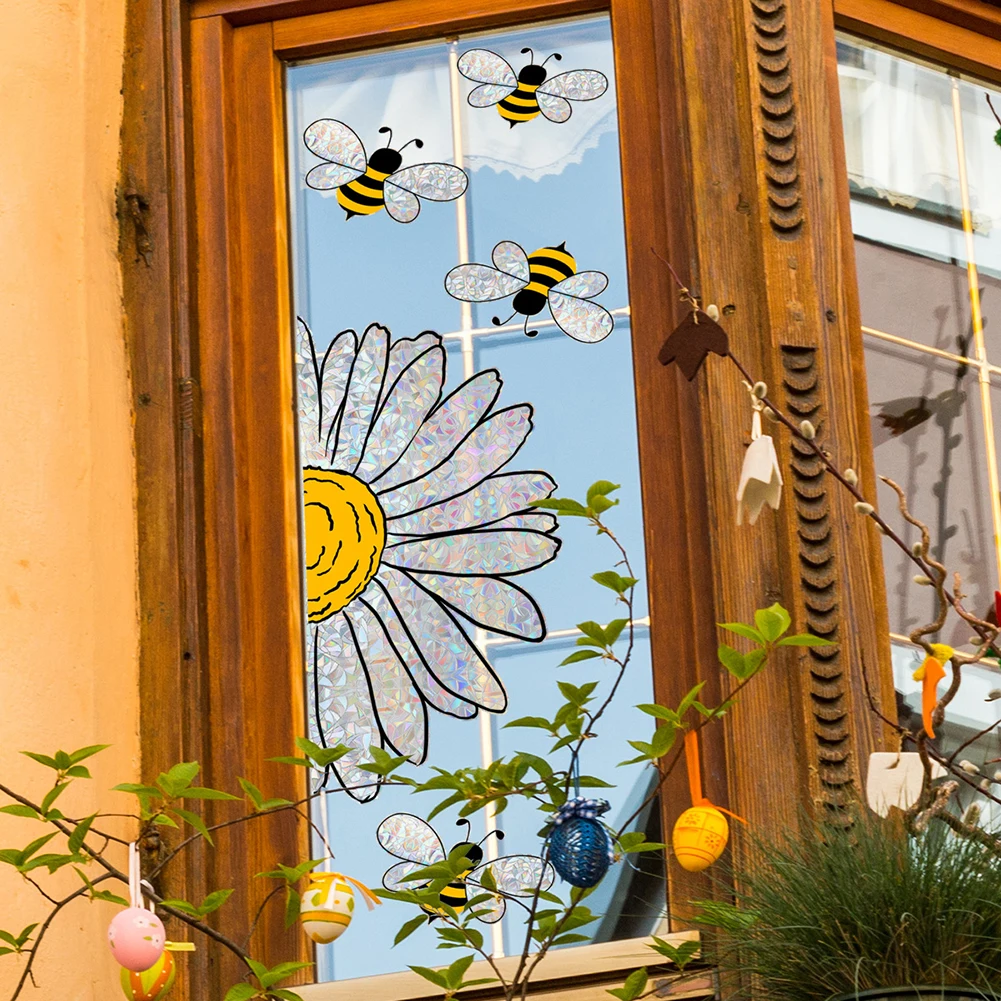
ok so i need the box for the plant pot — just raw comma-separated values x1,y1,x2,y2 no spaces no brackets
831,988,999,1001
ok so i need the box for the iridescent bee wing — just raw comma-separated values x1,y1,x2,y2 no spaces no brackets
303,119,367,189
377,813,447,864
536,92,572,124
387,163,469,218
383,184,421,224
477,855,556,896
491,241,530,283
538,70,609,102
464,878,506,924
444,263,527,303
458,49,518,88
382,860,429,891
468,83,516,108
549,271,614,343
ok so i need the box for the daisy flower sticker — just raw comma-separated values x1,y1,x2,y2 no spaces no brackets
295,319,560,800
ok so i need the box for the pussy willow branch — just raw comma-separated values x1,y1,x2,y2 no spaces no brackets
988,94,1001,129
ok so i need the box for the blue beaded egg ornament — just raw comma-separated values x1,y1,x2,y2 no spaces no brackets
547,798,614,889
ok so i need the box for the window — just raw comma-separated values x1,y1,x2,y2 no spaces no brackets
837,32,1001,807
285,14,665,981
183,0,694,993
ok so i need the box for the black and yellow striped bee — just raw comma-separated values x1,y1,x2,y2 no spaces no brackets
377,814,554,923
445,240,614,342
457,47,607,128
303,120,469,223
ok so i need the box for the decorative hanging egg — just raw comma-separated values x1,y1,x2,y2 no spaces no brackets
300,872,356,944
672,805,729,872
108,907,166,972
548,798,614,889
120,948,175,1001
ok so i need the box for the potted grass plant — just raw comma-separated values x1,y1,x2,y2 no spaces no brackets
691,809,1001,1001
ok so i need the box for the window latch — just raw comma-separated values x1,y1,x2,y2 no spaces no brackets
123,186,152,267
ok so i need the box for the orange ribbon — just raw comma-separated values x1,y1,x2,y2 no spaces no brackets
684,730,747,824
913,644,952,739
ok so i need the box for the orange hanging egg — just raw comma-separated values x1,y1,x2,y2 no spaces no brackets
672,805,729,872
120,949,175,1001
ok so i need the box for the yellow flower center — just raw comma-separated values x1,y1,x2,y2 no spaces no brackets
303,468,386,623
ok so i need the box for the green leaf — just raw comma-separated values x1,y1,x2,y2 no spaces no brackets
161,898,202,918
533,498,589,517
678,682,707,716
394,914,427,946
65,766,92,779
112,782,161,796
53,751,72,771
40,783,69,816
604,618,629,645
224,985,259,1001
18,832,57,862
744,648,767,676
268,756,311,767
718,621,764,644
159,762,200,797
777,633,834,647
445,955,475,989
68,815,97,853
284,888,301,928
238,777,265,809
560,649,602,666
592,571,638,594
586,480,621,504
0,805,38,819
269,990,304,1001
590,495,618,514
553,933,591,945
198,888,234,916
502,716,553,730
636,703,680,723
258,961,312,989
650,723,678,757
172,807,215,846
649,937,699,970
20,852,85,875
15,924,37,947
754,603,791,643
607,967,648,1001
182,787,241,801
20,752,58,770
578,775,615,788
409,966,450,989
577,621,607,644
247,958,269,981
294,737,350,768
69,744,110,765
717,644,746,678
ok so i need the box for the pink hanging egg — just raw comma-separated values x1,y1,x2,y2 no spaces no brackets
108,907,166,972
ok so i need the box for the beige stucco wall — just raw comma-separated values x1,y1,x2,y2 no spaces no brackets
0,0,137,998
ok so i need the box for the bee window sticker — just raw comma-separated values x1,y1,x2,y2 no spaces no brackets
457,47,608,127
445,239,614,342
304,121,469,223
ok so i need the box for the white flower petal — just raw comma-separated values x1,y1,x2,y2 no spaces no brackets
377,333,441,412
736,434,783,525
332,324,389,473
372,371,500,491
295,319,322,463
312,615,381,800
361,588,478,719
318,330,356,458
387,472,556,536
485,512,557,534
343,601,426,762
377,405,533,516
410,573,545,640
385,530,559,576
374,568,506,710
356,345,444,483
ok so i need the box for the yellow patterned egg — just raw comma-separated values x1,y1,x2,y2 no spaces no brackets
300,872,355,944
672,806,729,872
120,949,176,1001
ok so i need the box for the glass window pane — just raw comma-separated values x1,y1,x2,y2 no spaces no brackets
839,34,1001,818
286,15,655,983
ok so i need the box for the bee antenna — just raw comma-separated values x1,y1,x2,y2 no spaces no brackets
542,52,562,66
478,829,505,847
520,47,535,62
378,126,394,148
456,818,473,839
524,314,538,338
398,137,424,153
492,310,517,327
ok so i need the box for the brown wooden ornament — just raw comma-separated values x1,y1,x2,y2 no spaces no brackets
658,310,730,380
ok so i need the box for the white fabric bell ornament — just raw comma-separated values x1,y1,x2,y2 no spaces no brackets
736,407,783,525
866,751,946,817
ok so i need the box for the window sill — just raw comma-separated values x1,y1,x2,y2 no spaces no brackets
297,932,706,1001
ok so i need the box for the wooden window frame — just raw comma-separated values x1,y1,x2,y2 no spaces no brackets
121,0,713,996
